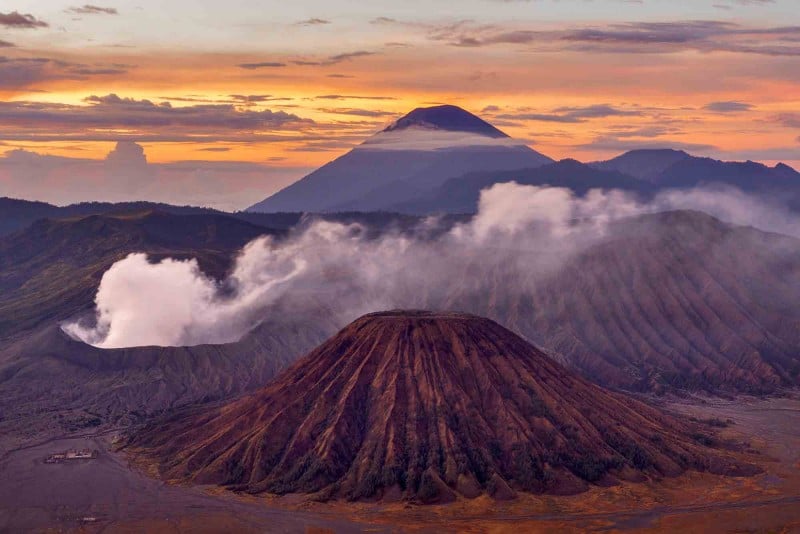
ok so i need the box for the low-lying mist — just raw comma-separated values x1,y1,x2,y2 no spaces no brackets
63,182,800,349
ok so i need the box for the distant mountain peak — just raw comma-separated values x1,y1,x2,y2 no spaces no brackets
622,148,689,157
775,162,799,175
592,148,693,181
556,158,585,166
247,104,552,213
383,104,508,138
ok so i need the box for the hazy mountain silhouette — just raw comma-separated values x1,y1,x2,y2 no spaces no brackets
594,149,800,200
591,149,692,180
391,159,650,214
248,106,800,215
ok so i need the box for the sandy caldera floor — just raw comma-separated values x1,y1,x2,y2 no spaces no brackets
0,432,383,533
2,396,800,533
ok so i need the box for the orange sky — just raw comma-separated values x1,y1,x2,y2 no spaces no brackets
1,2,798,181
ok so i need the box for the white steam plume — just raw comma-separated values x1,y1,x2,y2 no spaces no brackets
64,182,800,348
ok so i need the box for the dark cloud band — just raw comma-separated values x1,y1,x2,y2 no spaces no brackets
0,11,48,28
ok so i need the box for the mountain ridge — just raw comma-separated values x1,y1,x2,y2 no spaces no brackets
248,104,800,214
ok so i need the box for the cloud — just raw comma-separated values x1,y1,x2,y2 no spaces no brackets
228,94,292,105
318,107,394,118
229,94,270,102
64,183,624,347
704,101,754,112
554,105,643,118
293,50,377,67
449,30,541,48
0,11,48,28
715,0,775,6
498,113,583,124
497,105,642,123
602,125,683,138
430,20,800,57
64,182,800,349
0,40,14,48
574,135,716,153
237,61,287,69
295,18,330,26
653,185,800,238
329,50,375,62
315,94,396,101
105,139,147,166
67,5,118,15
776,113,800,128
0,56,129,89
357,128,529,151
0,94,313,143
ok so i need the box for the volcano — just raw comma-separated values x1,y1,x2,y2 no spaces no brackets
247,105,552,213
130,311,755,503
382,104,508,138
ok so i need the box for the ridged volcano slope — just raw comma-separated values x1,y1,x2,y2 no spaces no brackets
131,311,757,503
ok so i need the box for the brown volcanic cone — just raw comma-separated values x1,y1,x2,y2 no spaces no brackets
130,311,757,502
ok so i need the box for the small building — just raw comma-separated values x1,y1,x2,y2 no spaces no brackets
45,449,98,463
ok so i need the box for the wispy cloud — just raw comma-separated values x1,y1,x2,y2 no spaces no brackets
370,17,397,25
67,5,118,15
431,20,800,57
237,61,287,69
603,125,684,138
704,101,754,112
714,0,775,7
329,50,375,62
229,94,292,104
292,50,377,66
497,104,642,123
0,56,130,89
295,18,330,26
776,113,800,128
315,94,396,101
574,135,716,153
317,107,394,118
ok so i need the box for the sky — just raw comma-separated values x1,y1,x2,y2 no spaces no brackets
0,0,799,208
